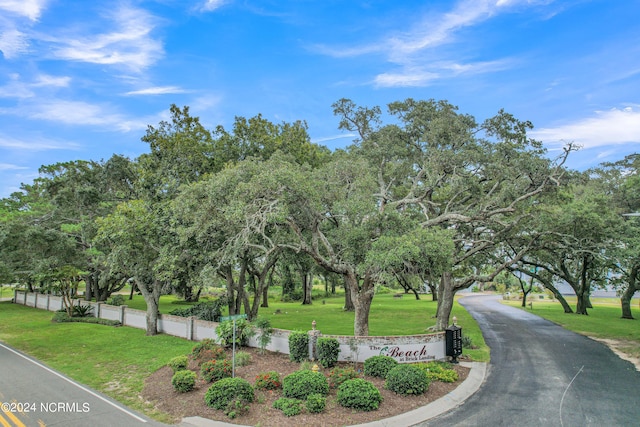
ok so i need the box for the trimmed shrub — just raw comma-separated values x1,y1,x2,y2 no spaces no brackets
416,361,459,383
51,314,121,326
385,364,430,395
169,298,228,322
327,366,359,389
204,377,254,410
273,397,302,417
191,339,225,360
255,371,281,390
317,337,340,368
168,355,189,373
282,370,329,400
234,351,251,367
363,355,398,378
305,393,326,414
200,359,232,382
288,331,309,362
337,378,382,411
171,370,196,393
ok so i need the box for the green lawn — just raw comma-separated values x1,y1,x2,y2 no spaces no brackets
0,290,490,421
503,297,640,360
0,302,194,422
123,290,490,361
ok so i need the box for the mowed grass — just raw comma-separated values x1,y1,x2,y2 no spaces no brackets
0,289,488,421
124,289,490,361
0,302,194,422
503,297,640,361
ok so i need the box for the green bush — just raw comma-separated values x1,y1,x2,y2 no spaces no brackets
317,337,340,368
51,312,120,326
204,377,254,410
107,294,125,306
200,359,232,382
385,364,430,395
363,355,398,378
254,317,273,354
282,370,328,400
327,366,359,389
305,393,326,414
273,397,302,417
72,304,94,317
234,351,251,367
216,319,254,347
169,298,228,321
462,335,474,349
191,339,225,360
225,397,250,419
254,371,281,390
171,370,196,393
288,331,309,362
52,311,70,323
337,378,382,411
168,355,189,373
416,361,459,383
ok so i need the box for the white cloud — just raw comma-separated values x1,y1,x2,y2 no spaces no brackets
0,163,28,170
0,99,148,133
373,59,511,88
374,70,440,88
315,0,536,87
311,133,358,144
531,107,640,149
0,133,76,151
0,0,48,21
32,74,71,87
124,86,187,96
49,5,163,72
0,73,71,98
0,27,30,58
200,0,228,12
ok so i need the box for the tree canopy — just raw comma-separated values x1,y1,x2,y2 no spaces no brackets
1,101,637,336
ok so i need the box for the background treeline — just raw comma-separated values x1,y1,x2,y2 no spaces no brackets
1,100,638,336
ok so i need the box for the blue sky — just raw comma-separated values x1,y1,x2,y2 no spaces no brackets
1,0,639,197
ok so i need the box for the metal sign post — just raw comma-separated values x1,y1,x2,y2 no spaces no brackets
219,314,248,377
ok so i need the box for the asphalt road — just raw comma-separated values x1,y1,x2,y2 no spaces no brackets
420,294,640,427
0,342,165,427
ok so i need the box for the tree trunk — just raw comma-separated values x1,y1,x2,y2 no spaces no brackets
84,272,95,301
575,278,590,315
435,272,456,331
519,275,533,308
261,285,269,308
343,276,354,311
533,276,572,312
347,272,374,336
302,272,313,305
136,279,160,336
621,264,639,319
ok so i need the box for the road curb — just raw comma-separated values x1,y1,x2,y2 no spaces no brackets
178,361,488,427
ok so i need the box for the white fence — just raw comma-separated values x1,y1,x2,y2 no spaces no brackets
12,291,446,363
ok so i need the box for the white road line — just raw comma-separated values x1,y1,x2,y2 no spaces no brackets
559,364,584,427
0,343,147,423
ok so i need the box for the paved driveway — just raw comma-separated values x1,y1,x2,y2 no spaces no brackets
0,342,166,427
421,295,640,427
